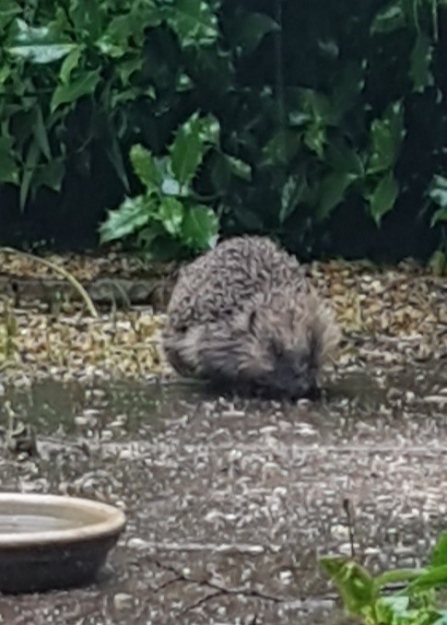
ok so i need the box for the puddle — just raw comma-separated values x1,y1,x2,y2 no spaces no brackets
1,362,447,622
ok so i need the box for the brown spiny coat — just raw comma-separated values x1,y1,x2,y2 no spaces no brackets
162,236,340,399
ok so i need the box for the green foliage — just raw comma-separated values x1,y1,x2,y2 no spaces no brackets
320,531,447,624
428,176,447,226
99,114,219,259
1,0,447,258
0,0,228,213
360,102,404,225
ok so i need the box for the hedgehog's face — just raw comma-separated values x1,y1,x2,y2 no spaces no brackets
259,329,318,399
234,302,321,400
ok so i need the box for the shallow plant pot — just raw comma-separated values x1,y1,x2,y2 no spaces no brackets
0,492,126,594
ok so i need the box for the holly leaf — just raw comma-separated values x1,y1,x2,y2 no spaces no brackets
99,196,154,242
130,144,161,192
158,197,184,236
181,204,219,250
51,69,100,111
367,171,399,225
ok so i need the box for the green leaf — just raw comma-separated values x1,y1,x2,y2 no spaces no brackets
232,12,280,54
100,14,134,48
170,115,203,187
280,173,307,223
99,13,147,53
291,89,332,157
410,31,434,93
379,595,410,616
20,140,40,210
111,87,138,107
0,65,11,92
106,136,129,192
10,110,37,153
0,136,19,185
0,0,21,33
138,230,188,262
51,69,100,111
260,130,300,167
158,197,185,236
367,101,405,175
98,6,162,56
431,208,447,228
168,0,219,48
367,171,399,225
130,144,162,193
197,114,220,146
407,564,447,592
224,154,252,181
99,196,154,243
304,124,326,158
136,224,164,252
370,3,406,34
35,160,65,193
317,171,354,219
170,113,216,187
401,0,422,29
117,56,144,86
33,105,51,160
294,88,334,125
326,142,364,179
429,175,447,208
69,0,104,43
176,72,194,92
162,176,182,197
374,566,425,589
430,533,447,568
7,18,75,64
181,204,219,250
319,557,377,616
331,61,366,118
59,46,84,84
427,176,447,227
210,152,251,192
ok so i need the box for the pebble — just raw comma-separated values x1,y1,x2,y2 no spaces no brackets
424,395,447,405
127,537,150,551
113,593,133,611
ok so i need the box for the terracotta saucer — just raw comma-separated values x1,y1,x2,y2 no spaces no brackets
0,492,126,594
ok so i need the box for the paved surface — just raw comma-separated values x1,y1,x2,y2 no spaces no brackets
1,362,447,623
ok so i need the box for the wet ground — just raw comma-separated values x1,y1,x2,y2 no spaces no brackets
2,362,447,624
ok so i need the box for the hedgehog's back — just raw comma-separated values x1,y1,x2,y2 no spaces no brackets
167,236,307,330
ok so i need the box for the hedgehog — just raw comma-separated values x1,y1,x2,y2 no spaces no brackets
162,235,340,400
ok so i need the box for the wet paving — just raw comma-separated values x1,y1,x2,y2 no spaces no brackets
2,362,447,623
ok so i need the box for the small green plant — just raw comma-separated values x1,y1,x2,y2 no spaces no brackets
99,112,221,260
320,532,447,624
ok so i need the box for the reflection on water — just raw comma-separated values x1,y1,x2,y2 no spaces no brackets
0,514,83,534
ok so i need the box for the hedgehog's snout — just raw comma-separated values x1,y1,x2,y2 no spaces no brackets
264,345,317,400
